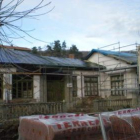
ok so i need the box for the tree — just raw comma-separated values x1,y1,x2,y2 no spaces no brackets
46,44,53,56
61,41,67,57
0,0,53,45
32,47,38,54
62,41,66,50
69,45,79,54
69,44,83,59
38,46,42,55
44,41,83,59
53,40,61,56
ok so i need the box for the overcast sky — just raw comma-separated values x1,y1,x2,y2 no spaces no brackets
4,0,140,51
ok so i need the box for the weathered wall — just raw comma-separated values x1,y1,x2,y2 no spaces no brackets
73,70,99,98
98,69,137,99
86,53,138,99
40,75,47,102
33,75,40,102
88,53,130,69
3,68,16,101
3,74,12,102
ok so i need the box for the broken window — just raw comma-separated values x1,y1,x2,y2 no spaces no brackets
84,77,98,96
12,75,33,98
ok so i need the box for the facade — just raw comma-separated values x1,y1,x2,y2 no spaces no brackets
84,49,138,101
0,46,102,105
1,45,138,109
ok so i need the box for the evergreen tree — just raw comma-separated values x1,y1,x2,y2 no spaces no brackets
61,41,67,57
69,45,78,54
46,45,53,56
38,46,42,55
53,40,62,57
32,47,38,54
40,40,83,59
69,45,83,59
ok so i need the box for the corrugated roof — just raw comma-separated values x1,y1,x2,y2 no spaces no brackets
85,49,137,64
42,56,102,69
0,48,102,69
0,48,53,66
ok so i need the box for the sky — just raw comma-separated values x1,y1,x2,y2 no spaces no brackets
2,0,140,51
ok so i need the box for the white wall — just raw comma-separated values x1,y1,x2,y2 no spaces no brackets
87,53,138,99
73,70,99,98
2,68,16,101
3,74,12,102
33,75,40,102
88,53,130,69
98,69,137,99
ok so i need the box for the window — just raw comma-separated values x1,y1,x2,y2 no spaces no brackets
12,75,33,98
84,77,98,96
72,76,77,97
111,75,124,96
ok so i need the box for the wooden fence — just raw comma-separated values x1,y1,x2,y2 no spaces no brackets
93,99,135,112
0,102,66,120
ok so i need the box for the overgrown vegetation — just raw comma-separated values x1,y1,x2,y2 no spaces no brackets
32,40,84,59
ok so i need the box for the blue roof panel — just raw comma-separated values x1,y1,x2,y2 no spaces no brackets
0,48,101,69
43,56,88,67
85,49,137,64
42,56,103,69
0,48,53,66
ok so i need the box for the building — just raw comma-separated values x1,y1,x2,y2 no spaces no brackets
84,48,139,110
0,46,103,107
1,44,139,111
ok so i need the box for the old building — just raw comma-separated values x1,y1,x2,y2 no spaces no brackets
0,46,102,107
84,46,139,111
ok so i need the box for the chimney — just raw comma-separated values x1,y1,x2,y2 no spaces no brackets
69,54,75,59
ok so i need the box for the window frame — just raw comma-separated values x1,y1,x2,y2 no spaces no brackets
12,75,33,99
84,76,98,96
111,74,124,96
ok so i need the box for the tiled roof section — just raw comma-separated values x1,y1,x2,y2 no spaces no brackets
85,49,137,64
0,45,31,51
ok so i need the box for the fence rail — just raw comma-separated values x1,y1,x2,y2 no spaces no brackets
0,102,66,120
93,99,135,112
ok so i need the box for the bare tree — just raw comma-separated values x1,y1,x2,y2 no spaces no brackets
0,0,53,45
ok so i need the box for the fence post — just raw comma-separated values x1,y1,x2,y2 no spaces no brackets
99,113,107,140
93,100,98,112
62,101,67,112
